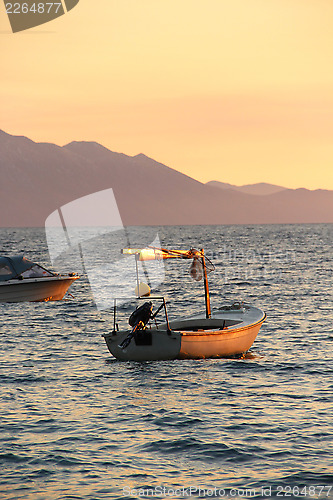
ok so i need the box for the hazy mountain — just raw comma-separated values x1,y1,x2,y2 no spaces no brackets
206,181,287,195
1,129,333,226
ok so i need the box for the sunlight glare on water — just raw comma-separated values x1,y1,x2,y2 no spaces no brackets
0,225,332,500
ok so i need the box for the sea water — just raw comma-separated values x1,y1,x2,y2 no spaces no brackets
0,225,332,500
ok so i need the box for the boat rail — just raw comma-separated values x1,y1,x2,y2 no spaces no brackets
111,295,171,333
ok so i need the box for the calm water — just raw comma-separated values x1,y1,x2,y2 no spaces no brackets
0,225,332,500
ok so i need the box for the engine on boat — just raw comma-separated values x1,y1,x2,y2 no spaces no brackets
129,301,153,328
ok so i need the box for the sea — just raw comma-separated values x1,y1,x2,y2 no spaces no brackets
0,224,332,500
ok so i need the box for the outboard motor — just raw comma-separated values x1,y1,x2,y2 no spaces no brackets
129,301,153,328
119,302,153,350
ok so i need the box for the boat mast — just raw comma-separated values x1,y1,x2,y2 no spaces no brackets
122,246,213,318
200,249,211,319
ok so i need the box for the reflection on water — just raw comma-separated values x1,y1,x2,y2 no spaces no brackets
0,224,332,499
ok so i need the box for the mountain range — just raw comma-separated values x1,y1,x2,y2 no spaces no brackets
205,181,287,196
1,129,333,227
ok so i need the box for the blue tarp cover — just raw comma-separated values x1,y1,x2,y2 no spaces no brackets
0,256,35,281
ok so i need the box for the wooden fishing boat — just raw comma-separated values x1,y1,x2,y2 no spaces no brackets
103,247,266,361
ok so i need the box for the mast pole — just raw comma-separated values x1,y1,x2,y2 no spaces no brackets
200,249,211,319
135,254,140,297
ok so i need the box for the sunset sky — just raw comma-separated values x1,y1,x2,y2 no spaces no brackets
1,0,333,189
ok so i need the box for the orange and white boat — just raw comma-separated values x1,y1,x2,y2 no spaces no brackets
103,247,266,361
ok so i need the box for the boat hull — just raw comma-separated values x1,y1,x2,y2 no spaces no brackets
103,306,266,361
0,276,78,303
178,321,264,359
104,330,182,362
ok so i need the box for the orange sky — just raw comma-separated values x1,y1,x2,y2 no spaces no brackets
1,0,333,189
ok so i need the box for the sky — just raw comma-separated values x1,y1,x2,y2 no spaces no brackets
1,0,333,189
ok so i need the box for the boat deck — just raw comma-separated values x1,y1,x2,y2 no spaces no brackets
154,305,265,334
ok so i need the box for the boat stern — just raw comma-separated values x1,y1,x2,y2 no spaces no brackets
103,329,182,361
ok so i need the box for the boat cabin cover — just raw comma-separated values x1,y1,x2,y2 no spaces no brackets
0,256,53,281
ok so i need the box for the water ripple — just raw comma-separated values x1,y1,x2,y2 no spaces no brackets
0,225,332,499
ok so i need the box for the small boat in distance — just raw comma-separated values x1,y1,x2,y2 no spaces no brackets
0,255,79,303
103,247,266,361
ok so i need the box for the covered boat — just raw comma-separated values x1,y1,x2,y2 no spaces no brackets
103,247,266,361
0,255,79,302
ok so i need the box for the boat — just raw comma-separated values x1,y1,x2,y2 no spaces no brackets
103,247,266,361
0,255,79,303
